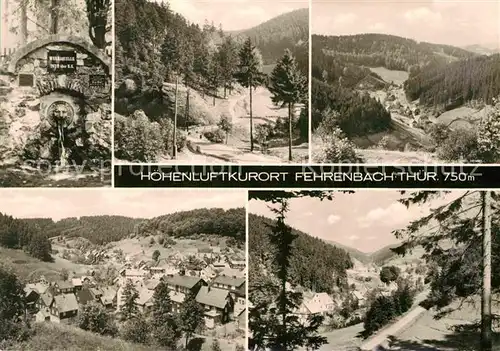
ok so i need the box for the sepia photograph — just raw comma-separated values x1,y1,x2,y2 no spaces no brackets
311,0,500,164
0,189,247,351
248,190,499,351
0,0,112,186
114,0,309,164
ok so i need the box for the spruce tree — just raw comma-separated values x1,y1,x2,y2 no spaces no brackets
269,49,307,161
234,38,265,152
179,291,205,349
121,279,139,321
152,281,181,348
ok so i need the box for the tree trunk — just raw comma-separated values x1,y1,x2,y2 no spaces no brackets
288,102,293,162
224,83,227,99
50,0,59,34
185,88,190,132
213,91,215,106
172,76,179,159
19,0,28,45
481,190,492,351
249,83,254,152
225,132,228,144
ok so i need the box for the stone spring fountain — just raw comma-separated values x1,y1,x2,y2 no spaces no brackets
1,35,111,170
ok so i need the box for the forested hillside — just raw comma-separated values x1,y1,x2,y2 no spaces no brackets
249,213,353,294
314,33,474,71
0,213,52,262
137,207,246,242
405,54,500,108
233,8,309,67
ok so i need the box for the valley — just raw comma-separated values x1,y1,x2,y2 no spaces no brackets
311,33,500,163
114,2,309,164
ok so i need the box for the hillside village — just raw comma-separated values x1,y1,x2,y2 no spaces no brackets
22,234,247,348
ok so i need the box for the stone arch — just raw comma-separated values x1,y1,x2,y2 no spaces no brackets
7,35,110,74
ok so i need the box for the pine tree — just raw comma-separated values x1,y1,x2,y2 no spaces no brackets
269,49,307,161
121,279,139,321
394,190,499,351
218,36,239,98
85,0,111,49
151,281,181,348
234,38,265,152
0,265,26,342
122,313,150,344
179,291,205,349
217,115,233,144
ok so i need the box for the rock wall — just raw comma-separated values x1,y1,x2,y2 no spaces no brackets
0,36,111,167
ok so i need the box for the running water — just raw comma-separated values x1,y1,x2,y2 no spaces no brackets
57,122,66,168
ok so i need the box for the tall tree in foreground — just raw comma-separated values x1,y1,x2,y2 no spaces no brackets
179,292,204,349
85,0,111,49
120,279,139,321
0,265,27,342
217,115,233,144
394,190,498,351
234,38,265,152
152,281,181,348
249,191,330,350
218,35,239,98
269,49,307,161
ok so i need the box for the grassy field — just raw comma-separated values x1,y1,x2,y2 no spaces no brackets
10,323,154,351
0,247,93,282
369,67,409,85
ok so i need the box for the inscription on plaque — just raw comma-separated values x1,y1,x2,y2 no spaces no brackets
89,74,107,89
18,73,34,87
47,50,77,73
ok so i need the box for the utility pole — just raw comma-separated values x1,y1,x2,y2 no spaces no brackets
185,88,190,132
481,190,492,351
288,102,293,162
172,75,179,159
249,76,253,152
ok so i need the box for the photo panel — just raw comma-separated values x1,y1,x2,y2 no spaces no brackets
248,190,499,350
311,0,500,164
0,188,247,350
114,0,310,165
0,0,113,187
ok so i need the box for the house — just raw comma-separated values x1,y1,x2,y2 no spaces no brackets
24,287,40,312
50,293,79,322
296,293,335,323
72,278,83,291
233,285,246,317
121,269,147,279
35,307,52,322
76,288,94,305
37,289,55,311
165,275,206,295
352,291,366,306
220,267,245,278
195,286,233,329
52,280,74,295
164,267,178,278
136,288,155,313
212,275,246,300
169,290,186,313
201,266,217,281
100,286,117,309
236,308,246,331
212,260,227,269
89,287,104,302
145,279,162,291
149,267,165,276
228,259,245,269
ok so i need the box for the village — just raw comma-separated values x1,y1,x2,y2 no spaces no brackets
23,234,247,348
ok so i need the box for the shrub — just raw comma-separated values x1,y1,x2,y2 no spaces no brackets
380,266,401,284
313,129,359,163
203,129,225,143
436,127,480,162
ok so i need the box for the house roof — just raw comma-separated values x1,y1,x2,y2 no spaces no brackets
90,287,103,297
100,286,117,305
136,288,155,306
166,275,203,289
54,280,74,290
54,293,79,313
26,282,49,295
196,286,230,309
213,275,245,288
40,291,54,307
72,278,82,287
76,288,94,305
125,269,147,276
145,279,161,291
169,290,186,304
312,292,334,306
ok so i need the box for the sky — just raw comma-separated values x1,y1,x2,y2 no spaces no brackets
0,189,246,221
161,0,309,31
312,0,500,48
249,190,465,253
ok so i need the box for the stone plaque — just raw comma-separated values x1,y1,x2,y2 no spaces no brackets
19,73,34,87
89,74,107,89
47,50,77,73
